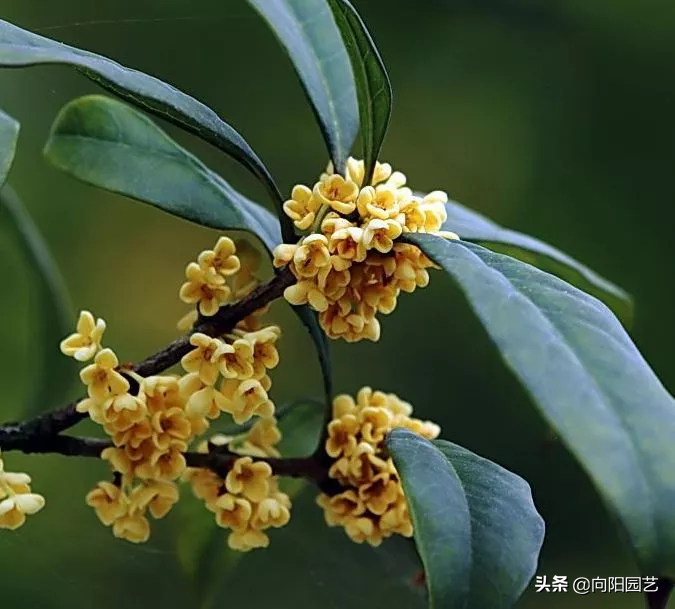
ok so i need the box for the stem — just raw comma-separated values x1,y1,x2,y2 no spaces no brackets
0,266,295,448
8,433,334,490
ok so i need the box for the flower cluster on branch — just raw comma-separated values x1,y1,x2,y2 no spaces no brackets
0,162,446,555
274,157,458,342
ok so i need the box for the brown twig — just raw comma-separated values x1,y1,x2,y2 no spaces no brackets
9,433,334,490
0,266,295,450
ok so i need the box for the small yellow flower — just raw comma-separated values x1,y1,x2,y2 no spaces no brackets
185,467,223,509
356,185,400,220
329,226,366,263
321,213,353,238
135,447,187,481
176,309,199,332
112,512,150,544
216,338,254,380
240,417,282,458
380,497,413,537
247,327,281,377
317,259,351,302
150,407,192,451
283,184,320,230
359,406,392,445
79,348,129,403
397,197,426,232
129,480,180,519
0,493,46,530
362,218,403,254
60,310,106,361
252,495,291,529
197,236,241,277
139,376,185,415
179,262,231,316
101,393,147,435
180,333,224,385
345,157,393,187
419,191,448,232
214,493,253,530
344,515,382,546
317,489,366,526
221,378,274,424
86,481,128,526
313,174,359,215
272,243,297,268
227,528,269,552
284,279,329,312
180,373,227,419
358,472,399,515
225,457,272,502
293,234,331,278
325,414,359,458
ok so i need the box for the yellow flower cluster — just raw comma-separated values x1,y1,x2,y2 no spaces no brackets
178,236,266,328
317,387,440,546
178,324,280,428
184,417,291,551
273,158,458,342
60,236,284,544
86,478,178,543
0,451,45,530
61,312,188,541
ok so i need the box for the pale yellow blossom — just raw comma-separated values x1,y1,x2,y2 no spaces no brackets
60,310,106,361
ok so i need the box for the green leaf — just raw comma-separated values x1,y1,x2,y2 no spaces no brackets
0,108,19,188
275,398,326,458
442,198,633,326
0,18,296,242
45,95,332,402
44,95,282,251
249,0,358,172
407,234,675,579
327,0,391,183
0,186,76,414
388,429,544,609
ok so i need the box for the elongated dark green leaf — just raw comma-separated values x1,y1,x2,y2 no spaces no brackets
408,234,675,578
327,0,391,183
0,108,19,188
249,0,358,172
0,18,295,242
44,95,332,406
0,186,75,414
389,429,544,609
44,95,282,251
442,198,633,325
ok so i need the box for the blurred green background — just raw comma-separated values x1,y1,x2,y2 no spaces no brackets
1,1,674,607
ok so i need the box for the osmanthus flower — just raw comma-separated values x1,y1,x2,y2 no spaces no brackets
225,456,273,502
86,476,181,544
197,236,241,278
283,184,321,230
180,333,225,386
79,348,130,403
220,378,274,425
179,262,231,317
60,310,106,361
0,453,46,531
316,387,441,547
184,423,290,552
273,156,459,342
